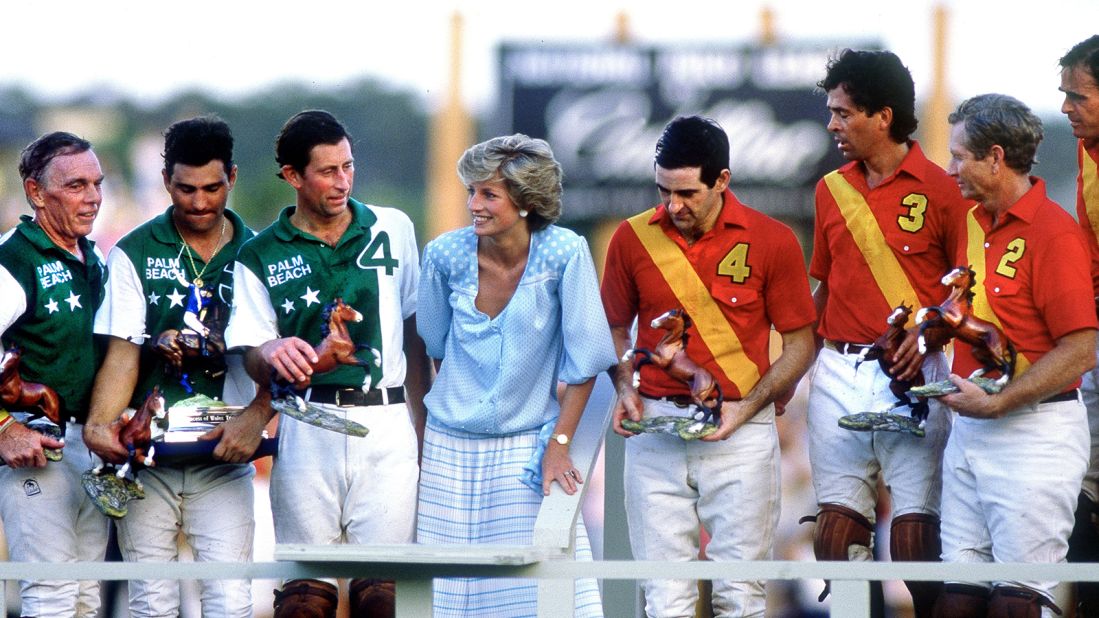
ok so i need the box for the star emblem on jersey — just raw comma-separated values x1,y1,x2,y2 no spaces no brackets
166,288,186,308
65,291,82,311
300,286,320,307
148,291,160,306
45,298,59,314
282,298,295,314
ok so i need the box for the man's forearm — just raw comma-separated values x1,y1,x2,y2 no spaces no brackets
88,338,141,425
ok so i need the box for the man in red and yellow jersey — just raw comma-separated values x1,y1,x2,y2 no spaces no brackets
602,115,816,616
1060,34,1099,616
807,49,971,617
934,93,1097,616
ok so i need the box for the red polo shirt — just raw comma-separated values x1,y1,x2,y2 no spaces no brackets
954,178,1097,383
601,188,815,399
811,142,971,344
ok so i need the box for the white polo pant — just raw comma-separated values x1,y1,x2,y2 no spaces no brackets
940,397,1088,605
624,399,779,618
0,422,109,618
116,462,255,617
807,346,951,522
1078,336,1099,502
270,401,419,586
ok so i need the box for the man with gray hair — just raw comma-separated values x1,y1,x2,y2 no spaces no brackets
1058,34,1099,616
934,93,1097,616
0,132,110,617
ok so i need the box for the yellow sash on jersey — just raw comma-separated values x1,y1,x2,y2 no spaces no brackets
1081,142,1099,247
627,212,761,393
965,208,1032,376
824,171,922,312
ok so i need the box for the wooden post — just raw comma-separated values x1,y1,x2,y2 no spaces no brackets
425,12,475,242
922,4,952,168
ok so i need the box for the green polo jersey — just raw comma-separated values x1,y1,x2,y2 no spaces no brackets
97,207,253,408
232,199,398,390
0,216,106,422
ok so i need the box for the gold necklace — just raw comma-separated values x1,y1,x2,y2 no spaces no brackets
175,217,228,288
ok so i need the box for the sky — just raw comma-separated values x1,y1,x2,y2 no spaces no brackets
2,0,1095,116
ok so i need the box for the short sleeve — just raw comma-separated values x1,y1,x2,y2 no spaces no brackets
416,242,452,360
763,225,816,333
94,246,147,342
808,180,832,282
396,212,420,320
224,260,279,349
600,222,640,328
559,238,617,383
0,265,27,336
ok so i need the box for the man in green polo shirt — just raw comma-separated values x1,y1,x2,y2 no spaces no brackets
85,116,257,617
0,131,109,617
224,110,430,618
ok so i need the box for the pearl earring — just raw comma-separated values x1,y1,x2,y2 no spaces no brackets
519,209,528,217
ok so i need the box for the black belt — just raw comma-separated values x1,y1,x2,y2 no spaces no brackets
824,339,874,355
306,386,405,407
1040,389,1079,405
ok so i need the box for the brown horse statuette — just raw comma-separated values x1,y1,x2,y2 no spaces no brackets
269,298,375,437
0,346,61,425
114,386,167,480
916,265,1015,390
838,304,930,436
621,308,724,428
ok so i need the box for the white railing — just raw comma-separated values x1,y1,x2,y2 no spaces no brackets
4,374,1099,617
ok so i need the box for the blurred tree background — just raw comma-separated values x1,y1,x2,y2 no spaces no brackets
0,78,430,247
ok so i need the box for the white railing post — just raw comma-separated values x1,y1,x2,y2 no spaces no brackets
535,373,616,618
395,577,434,618
830,579,870,618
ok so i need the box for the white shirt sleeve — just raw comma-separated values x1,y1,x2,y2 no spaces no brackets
397,214,420,320
94,247,148,342
224,260,279,350
0,265,27,336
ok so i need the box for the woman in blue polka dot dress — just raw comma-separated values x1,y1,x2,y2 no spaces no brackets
415,134,617,617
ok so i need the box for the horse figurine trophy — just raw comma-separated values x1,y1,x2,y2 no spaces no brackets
82,386,167,518
908,265,1016,398
268,297,380,437
0,346,64,462
619,308,724,440
837,304,931,437
154,282,229,395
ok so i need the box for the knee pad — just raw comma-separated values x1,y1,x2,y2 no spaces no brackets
812,503,874,562
890,512,942,563
988,585,1062,618
273,579,338,618
933,583,989,618
891,513,943,617
349,578,395,618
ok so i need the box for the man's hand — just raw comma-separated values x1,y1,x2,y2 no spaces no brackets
83,418,130,464
0,423,65,469
611,388,644,437
154,329,184,370
699,399,756,442
889,329,925,382
941,374,1006,419
203,399,272,463
259,337,318,385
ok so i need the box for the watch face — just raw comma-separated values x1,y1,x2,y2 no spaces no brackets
555,434,568,445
